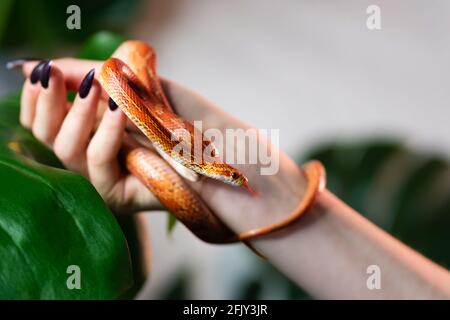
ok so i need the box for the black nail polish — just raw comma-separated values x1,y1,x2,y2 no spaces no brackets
5,57,40,70
108,97,118,111
30,61,46,84
39,60,52,89
78,69,95,99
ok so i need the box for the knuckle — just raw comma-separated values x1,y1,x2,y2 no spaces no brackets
86,143,104,167
70,102,93,121
53,138,77,163
32,127,53,146
102,116,122,132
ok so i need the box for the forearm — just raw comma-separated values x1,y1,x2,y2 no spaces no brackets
249,190,450,299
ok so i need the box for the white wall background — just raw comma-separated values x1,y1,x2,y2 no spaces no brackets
127,0,450,298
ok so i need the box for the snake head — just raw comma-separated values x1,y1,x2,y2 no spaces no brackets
230,171,256,195
210,164,254,194
229,170,247,186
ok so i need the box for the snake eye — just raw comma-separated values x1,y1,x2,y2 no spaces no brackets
231,172,239,180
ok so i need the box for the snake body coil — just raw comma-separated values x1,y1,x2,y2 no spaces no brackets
100,41,326,244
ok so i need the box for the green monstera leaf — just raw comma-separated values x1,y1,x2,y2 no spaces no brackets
0,32,138,299
0,93,132,299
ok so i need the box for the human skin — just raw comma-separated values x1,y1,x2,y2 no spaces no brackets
20,58,450,299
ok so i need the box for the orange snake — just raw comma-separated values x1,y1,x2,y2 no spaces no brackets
99,41,326,244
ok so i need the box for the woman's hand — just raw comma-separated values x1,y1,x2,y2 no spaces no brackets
20,58,308,234
20,59,163,214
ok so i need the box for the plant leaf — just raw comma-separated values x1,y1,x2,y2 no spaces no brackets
0,93,133,299
77,31,125,60
167,213,178,234
0,0,13,45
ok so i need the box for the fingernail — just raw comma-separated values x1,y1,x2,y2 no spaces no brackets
30,61,47,84
78,68,95,99
39,60,52,89
5,58,40,70
108,97,118,111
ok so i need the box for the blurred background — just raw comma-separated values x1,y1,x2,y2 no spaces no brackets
1,0,449,299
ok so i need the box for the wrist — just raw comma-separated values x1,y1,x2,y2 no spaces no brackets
213,158,322,241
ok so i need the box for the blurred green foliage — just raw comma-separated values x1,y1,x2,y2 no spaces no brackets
307,140,450,268
235,140,450,299
160,269,191,300
0,0,139,54
77,31,125,60
0,92,133,299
